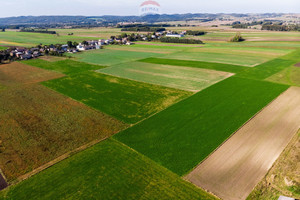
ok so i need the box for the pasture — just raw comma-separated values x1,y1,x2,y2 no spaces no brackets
0,139,217,200
114,77,288,176
97,61,233,92
185,87,300,200
42,71,191,124
0,62,127,181
72,49,162,66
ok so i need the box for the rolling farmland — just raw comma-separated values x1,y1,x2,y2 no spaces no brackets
114,77,288,175
0,26,300,200
185,87,300,200
42,70,191,124
0,139,217,200
0,62,127,181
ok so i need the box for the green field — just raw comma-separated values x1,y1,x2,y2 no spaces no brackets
0,139,217,200
266,65,300,87
42,71,191,124
140,57,246,73
97,61,233,92
23,59,104,75
72,49,162,66
0,31,97,47
114,77,288,175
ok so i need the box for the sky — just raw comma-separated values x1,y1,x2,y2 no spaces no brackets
0,0,299,18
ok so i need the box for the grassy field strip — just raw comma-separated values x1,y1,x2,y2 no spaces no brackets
72,49,163,66
114,77,288,176
140,58,246,73
162,51,273,67
247,130,300,200
266,65,300,87
0,139,218,200
97,62,233,92
42,71,192,124
185,87,300,200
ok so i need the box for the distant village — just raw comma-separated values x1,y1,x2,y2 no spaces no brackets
0,30,191,64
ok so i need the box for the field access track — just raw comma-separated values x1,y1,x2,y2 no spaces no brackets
185,86,300,200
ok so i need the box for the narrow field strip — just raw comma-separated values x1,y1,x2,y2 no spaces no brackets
97,62,233,92
185,87,300,200
114,77,288,176
0,139,218,200
139,58,246,73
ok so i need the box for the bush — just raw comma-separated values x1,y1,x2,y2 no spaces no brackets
229,33,245,42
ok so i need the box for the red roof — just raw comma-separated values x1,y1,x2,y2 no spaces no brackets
140,0,160,7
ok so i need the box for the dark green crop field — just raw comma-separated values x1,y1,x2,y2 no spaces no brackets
114,77,288,175
42,71,191,124
0,139,217,200
140,58,246,74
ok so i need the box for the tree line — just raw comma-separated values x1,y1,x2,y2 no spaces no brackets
160,37,203,44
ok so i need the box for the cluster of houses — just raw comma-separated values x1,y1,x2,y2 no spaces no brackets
10,47,42,60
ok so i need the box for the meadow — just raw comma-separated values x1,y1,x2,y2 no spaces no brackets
0,139,217,200
42,71,191,124
97,61,233,92
114,77,288,176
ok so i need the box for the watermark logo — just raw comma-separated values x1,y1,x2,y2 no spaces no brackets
139,0,161,16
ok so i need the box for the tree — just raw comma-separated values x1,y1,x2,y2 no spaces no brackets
73,42,79,47
67,41,73,48
1,28,5,32
82,41,88,45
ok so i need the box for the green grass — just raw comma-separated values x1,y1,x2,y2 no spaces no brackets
42,71,191,124
97,61,232,92
22,59,104,75
72,49,162,66
140,57,246,73
0,46,7,50
114,77,288,176
162,50,275,67
237,49,300,80
0,31,97,47
266,65,300,87
0,139,217,200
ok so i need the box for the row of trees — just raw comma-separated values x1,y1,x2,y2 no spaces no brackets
229,33,245,42
261,24,300,31
160,37,203,44
20,28,57,34
186,30,206,36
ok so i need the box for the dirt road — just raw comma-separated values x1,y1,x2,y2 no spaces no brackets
185,87,300,200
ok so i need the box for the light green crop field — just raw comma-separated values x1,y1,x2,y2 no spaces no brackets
42,71,191,124
97,61,233,92
162,45,290,67
72,49,163,66
266,65,300,87
0,139,217,200
0,31,97,47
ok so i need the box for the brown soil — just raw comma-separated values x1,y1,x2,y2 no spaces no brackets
0,63,128,182
185,87,300,200
295,63,300,67
0,62,64,86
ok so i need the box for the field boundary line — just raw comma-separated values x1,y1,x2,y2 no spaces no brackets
8,136,109,187
183,86,291,178
111,138,221,200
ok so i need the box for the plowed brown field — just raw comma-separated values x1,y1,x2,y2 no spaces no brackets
185,87,300,200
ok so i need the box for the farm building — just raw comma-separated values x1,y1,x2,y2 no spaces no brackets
278,196,297,200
